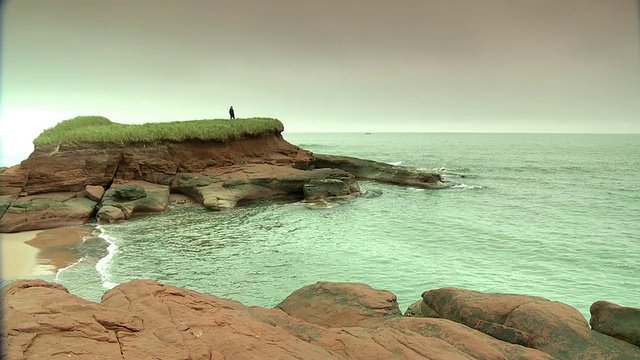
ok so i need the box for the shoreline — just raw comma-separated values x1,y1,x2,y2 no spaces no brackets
1,225,95,280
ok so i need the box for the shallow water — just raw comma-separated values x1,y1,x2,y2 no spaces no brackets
9,133,640,318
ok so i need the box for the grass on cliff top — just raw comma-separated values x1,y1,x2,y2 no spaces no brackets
33,116,285,146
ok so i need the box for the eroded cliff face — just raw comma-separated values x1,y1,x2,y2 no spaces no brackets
2,132,311,196
0,131,445,232
0,132,345,232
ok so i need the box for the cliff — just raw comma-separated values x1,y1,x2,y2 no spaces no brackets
2,279,639,359
0,117,446,232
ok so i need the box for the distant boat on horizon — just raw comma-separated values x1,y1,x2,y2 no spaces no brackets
364,132,372,135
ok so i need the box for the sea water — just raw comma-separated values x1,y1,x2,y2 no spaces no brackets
5,133,640,318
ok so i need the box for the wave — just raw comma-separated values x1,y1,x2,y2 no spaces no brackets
55,257,85,281
94,225,119,289
451,183,483,190
387,161,402,166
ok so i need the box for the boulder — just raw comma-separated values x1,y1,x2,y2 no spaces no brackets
84,184,105,201
0,194,97,232
277,281,403,328
97,181,169,223
96,205,126,223
303,177,361,201
590,300,640,347
417,287,640,360
113,183,147,200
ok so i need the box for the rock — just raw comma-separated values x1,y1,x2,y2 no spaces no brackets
0,164,28,195
84,184,105,201
276,281,402,328
21,146,121,195
0,194,16,219
97,181,169,223
3,279,577,360
404,299,440,318
418,287,640,360
2,279,142,360
303,177,361,201
0,194,97,232
590,300,640,347
174,165,361,210
96,205,126,223
312,153,448,189
113,183,147,200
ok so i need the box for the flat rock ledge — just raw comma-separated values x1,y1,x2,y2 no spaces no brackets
2,280,638,359
0,134,445,232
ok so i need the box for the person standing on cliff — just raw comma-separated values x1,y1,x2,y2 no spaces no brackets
229,106,235,120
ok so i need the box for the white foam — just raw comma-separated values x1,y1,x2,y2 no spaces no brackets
387,161,402,166
55,257,85,281
452,183,483,190
95,226,119,289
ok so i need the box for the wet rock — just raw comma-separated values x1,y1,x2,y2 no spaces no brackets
590,300,640,347
96,205,126,223
97,181,169,223
0,194,97,232
312,153,448,189
303,177,361,201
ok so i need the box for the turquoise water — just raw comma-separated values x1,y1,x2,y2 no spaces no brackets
9,133,640,318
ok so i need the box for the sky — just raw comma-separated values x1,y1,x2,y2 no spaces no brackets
1,0,640,161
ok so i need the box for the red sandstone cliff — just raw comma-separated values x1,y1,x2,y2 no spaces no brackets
0,131,444,233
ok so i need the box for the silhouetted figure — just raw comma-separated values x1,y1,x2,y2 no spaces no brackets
229,106,235,120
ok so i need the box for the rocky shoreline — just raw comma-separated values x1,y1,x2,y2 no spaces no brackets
0,131,446,233
2,279,639,359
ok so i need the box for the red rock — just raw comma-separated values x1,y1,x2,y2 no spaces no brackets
84,184,105,201
419,287,640,360
590,300,640,347
5,280,639,359
276,281,403,328
0,165,28,196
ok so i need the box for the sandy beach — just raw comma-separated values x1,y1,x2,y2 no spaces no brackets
1,226,95,280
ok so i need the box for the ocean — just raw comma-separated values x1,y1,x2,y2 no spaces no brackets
4,133,640,318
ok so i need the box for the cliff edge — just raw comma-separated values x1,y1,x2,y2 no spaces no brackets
0,116,445,232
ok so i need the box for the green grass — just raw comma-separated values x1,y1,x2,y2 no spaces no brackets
33,116,285,146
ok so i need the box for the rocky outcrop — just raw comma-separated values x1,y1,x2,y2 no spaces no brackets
7,280,635,359
590,300,640,347
0,193,97,233
0,165,28,196
312,153,448,189
96,181,169,223
171,164,361,210
406,287,640,360
0,132,444,232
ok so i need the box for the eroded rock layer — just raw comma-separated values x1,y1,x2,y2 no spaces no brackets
3,280,638,359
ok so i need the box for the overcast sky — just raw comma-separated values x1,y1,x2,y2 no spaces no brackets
1,0,639,158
